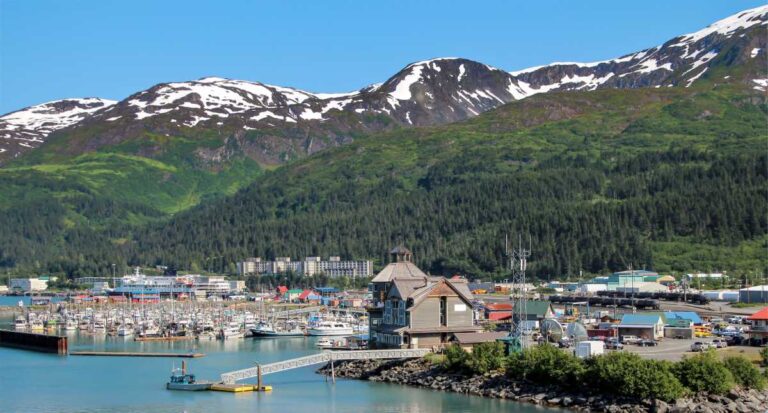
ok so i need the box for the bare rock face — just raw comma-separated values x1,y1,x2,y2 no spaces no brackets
2,6,766,165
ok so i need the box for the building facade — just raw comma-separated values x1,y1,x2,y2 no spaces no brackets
368,246,480,349
237,256,373,278
9,278,48,292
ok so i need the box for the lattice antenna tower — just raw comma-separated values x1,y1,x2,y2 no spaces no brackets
506,233,532,349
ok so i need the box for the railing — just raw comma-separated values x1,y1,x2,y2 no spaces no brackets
220,348,431,384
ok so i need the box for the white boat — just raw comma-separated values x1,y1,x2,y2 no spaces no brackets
29,320,44,331
250,322,305,337
117,326,134,336
64,320,77,331
307,322,354,336
13,316,28,329
217,323,244,340
315,338,335,348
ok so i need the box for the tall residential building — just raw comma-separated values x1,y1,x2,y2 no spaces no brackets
237,256,373,278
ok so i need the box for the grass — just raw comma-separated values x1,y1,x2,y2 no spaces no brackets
717,347,764,365
731,302,767,308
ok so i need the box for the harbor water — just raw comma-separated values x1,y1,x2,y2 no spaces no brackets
0,315,561,413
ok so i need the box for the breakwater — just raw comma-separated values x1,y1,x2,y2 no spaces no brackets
0,329,68,354
319,358,768,413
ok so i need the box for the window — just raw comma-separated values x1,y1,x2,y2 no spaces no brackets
439,297,447,326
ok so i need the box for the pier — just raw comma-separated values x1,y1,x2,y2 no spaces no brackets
70,351,204,358
220,348,431,384
0,329,68,354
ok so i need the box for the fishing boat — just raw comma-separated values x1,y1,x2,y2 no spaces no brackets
117,325,134,336
250,321,305,337
13,316,27,330
166,361,212,391
217,323,244,340
307,322,354,336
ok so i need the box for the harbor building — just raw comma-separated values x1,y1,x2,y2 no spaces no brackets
368,246,481,349
237,256,373,278
9,278,48,292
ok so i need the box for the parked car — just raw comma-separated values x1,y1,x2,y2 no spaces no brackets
727,316,745,324
690,341,713,352
638,339,659,347
711,338,728,348
620,335,641,345
558,337,572,348
605,338,624,350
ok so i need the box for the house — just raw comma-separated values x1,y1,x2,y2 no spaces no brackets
618,314,665,340
368,246,481,349
746,307,768,345
485,303,513,321
515,300,555,329
298,289,322,303
283,289,303,302
663,311,701,339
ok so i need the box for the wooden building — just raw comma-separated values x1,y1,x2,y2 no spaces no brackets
368,247,481,349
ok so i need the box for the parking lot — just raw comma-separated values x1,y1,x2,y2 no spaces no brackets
612,337,763,362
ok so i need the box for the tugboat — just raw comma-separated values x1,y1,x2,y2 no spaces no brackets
166,361,212,391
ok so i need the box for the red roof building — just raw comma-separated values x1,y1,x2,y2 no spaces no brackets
485,303,513,321
747,307,768,320
276,286,288,294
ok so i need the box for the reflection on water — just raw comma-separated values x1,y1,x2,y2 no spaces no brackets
0,316,561,413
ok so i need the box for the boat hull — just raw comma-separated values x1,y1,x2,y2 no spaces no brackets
307,329,354,336
251,329,305,337
166,382,212,391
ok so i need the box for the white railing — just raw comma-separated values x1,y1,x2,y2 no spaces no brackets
220,348,431,384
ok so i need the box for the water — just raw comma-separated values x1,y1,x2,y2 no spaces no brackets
0,296,65,307
0,317,561,413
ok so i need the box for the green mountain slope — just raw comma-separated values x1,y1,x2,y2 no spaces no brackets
132,84,768,278
1,80,765,278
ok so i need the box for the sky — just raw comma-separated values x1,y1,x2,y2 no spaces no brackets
0,0,765,114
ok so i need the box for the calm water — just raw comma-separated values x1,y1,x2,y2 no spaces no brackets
0,314,561,413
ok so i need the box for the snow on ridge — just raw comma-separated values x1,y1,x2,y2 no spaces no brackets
0,98,117,135
670,5,768,47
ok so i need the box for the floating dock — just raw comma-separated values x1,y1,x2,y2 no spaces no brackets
0,329,67,354
209,383,272,393
70,351,204,358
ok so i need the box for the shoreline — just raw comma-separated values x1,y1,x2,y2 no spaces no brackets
317,358,768,413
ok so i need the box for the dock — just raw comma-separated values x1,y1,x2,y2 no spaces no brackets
70,351,204,358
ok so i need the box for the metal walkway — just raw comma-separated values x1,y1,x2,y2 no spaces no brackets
220,349,430,384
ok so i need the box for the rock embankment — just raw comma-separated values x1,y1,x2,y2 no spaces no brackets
317,358,767,413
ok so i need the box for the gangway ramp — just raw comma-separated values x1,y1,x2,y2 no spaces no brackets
220,348,430,384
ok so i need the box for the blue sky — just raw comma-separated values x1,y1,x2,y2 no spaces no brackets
0,0,764,114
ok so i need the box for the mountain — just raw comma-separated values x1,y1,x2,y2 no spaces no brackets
0,98,115,161
2,5,766,165
0,6,766,277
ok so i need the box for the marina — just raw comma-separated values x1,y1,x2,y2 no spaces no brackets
0,312,547,413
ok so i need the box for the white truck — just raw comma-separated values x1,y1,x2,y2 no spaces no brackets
575,340,605,359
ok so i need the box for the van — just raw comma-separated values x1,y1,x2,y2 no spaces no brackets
620,335,641,344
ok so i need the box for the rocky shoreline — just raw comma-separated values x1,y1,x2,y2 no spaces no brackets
317,358,767,413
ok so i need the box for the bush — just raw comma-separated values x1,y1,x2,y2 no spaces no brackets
722,356,766,390
506,344,585,387
760,347,768,367
466,342,506,374
443,344,470,373
674,351,734,395
585,352,686,402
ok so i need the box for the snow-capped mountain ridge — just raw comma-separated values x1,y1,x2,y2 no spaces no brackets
1,5,766,163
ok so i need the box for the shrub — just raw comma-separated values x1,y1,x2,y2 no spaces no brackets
674,351,734,395
506,344,585,387
761,347,768,367
722,356,766,390
585,352,686,402
443,344,470,373
466,341,506,374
